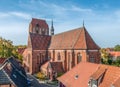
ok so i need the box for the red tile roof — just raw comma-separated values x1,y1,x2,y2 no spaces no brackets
0,58,6,64
90,66,107,80
49,27,100,50
18,48,26,55
57,62,120,87
29,33,51,50
109,51,120,57
112,77,120,87
98,65,120,87
31,18,49,29
57,62,99,87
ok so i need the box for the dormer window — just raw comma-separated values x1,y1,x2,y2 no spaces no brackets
75,75,79,79
88,79,97,87
91,80,97,87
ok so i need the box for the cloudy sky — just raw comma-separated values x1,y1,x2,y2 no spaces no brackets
0,0,120,47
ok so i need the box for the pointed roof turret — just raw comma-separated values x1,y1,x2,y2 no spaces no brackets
51,20,54,35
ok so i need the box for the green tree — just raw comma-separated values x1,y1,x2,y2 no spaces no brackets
0,37,23,62
100,48,110,64
114,45,120,51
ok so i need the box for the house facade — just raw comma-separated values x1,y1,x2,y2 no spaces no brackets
23,18,101,74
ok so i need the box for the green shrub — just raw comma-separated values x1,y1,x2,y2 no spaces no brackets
36,72,46,81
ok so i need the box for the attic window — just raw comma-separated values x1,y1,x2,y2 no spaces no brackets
75,75,79,79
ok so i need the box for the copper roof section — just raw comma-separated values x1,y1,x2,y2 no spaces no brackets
49,27,100,50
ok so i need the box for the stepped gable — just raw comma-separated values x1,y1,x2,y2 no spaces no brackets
30,18,48,29
49,27,100,50
29,33,51,50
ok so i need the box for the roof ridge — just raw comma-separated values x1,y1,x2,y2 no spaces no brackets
53,27,83,36
72,28,84,49
83,27,88,49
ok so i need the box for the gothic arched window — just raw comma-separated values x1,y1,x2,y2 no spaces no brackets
77,53,82,64
35,24,39,34
57,52,61,60
48,52,51,60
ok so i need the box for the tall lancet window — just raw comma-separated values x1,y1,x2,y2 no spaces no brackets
35,24,39,34
77,53,82,64
57,52,61,60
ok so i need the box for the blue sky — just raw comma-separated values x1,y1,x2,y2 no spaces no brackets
0,0,120,47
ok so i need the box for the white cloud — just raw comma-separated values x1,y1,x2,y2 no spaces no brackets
0,12,11,18
70,5,92,12
9,12,31,19
0,12,31,19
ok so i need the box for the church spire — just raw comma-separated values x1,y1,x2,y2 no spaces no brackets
51,20,54,35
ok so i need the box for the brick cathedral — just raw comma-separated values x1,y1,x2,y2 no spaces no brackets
23,18,101,75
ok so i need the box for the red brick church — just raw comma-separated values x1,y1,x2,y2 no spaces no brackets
23,18,101,75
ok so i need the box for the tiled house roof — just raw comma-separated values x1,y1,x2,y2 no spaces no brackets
49,27,100,50
0,58,12,85
0,69,12,85
0,57,28,87
98,65,120,87
112,77,120,87
28,33,51,50
57,62,99,87
57,62,120,87
90,65,107,80
17,48,26,55
109,51,120,57
0,58,6,64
